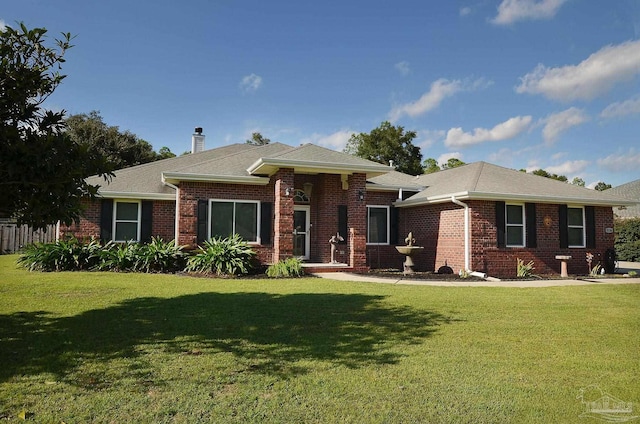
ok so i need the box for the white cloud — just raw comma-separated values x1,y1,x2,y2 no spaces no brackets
444,115,532,148
0,20,6,31
491,0,568,25
239,73,262,93
516,40,640,101
600,97,640,119
301,130,355,151
394,61,411,76
544,160,590,176
416,129,445,149
541,107,589,144
460,7,472,16
597,148,640,172
389,77,490,121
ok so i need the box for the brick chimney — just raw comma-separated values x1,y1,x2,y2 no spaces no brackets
191,127,205,153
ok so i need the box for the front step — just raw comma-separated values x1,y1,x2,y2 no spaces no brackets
301,262,352,274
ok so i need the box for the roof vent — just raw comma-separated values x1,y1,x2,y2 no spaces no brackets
191,127,205,153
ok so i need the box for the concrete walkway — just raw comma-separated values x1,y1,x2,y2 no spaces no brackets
313,261,640,288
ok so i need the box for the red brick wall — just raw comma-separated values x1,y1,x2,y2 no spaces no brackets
471,201,615,278
178,181,276,264
348,173,368,271
59,198,101,242
152,201,175,241
273,169,294,262
365,191,401,269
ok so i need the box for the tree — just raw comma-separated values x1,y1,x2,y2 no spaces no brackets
66,111,173,168
422,158,440,174
531,169,568,182
571,177,585,187
246,132,270,145
441,158,466,170
422,157,466,173
594,181,612,191
345,121,423,175
0,23,112,228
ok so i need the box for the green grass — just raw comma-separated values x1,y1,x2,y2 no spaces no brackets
1,255,638,423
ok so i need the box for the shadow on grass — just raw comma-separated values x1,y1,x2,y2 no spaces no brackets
0,292,454,382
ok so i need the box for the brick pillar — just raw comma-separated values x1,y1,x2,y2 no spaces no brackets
179,183,198,247
348,173,368,271
274,168,295,261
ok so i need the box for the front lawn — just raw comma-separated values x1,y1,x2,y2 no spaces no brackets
1,255,638,423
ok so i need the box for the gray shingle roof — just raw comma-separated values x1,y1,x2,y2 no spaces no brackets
398,162,636,207
607,179,640,218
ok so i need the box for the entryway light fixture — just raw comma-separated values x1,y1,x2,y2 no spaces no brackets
285,187,292,196
303,182,313,198
358,190,365,201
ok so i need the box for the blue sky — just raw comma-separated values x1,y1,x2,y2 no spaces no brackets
3,0,640,186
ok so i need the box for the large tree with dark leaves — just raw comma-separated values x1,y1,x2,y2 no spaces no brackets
66,111,174,169
345,121,423,175
0,23,112,228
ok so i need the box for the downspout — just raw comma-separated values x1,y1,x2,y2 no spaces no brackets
450,196,488,279
450,196,470,272
162,178,180,246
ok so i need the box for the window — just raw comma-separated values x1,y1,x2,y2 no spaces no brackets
209,200,259,243
367,206,389,245
567,206,585,247
113,201,140,241
505,204,525,247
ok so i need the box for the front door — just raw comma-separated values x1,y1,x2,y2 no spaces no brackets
293,206,310,260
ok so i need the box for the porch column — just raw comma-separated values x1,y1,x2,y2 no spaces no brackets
273,168,294,261
348,173,368,271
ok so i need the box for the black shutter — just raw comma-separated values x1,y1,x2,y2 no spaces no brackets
140,200,153,243
585,206,596,248
338,205,348,244
525,203,537,248
260,202,272,245
559,204,568,248
496,201,505,248
100,199,113,242
197,200,208,245
390,206,399,245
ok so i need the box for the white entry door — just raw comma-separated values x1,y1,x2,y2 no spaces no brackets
293,206,310,260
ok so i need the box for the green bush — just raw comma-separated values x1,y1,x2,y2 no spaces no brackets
186,234,256,276
266,257,304,278
133,237,187,273
615,218,640,261
19,238,185,273
516,258,535,278
18,238,102,271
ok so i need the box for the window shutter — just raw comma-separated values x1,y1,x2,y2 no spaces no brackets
338,205,348,244
100,199,113,242
197,200,208,245
390,206,399,245
525,203,537,248
559,204,568,248
141,200,153,243
260,202,272,245
585,206,596,248
496,201,505,248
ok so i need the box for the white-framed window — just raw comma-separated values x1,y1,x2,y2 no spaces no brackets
367,205,389,245
505,204,525,247
567,206,585,248
209,199,260,243
113,200,141,242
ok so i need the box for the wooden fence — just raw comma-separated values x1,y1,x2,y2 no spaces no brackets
0,224,57,254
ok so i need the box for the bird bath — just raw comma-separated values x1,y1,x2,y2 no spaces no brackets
395,232,424,275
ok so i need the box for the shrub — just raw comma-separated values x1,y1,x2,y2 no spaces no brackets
266,257,304,278
516,258,535,278
94,241,140,272
18,237,102,271
133,237,186,273
186,234,256,276
615,218,640,261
